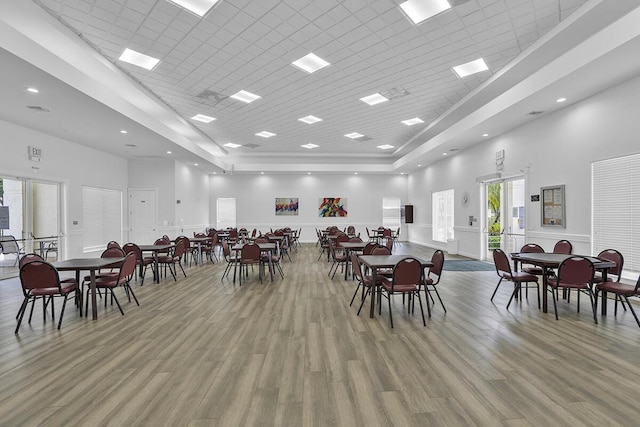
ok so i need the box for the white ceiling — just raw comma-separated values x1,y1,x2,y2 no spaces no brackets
2,0,640,174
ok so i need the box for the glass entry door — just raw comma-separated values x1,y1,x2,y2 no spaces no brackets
483,177,526,259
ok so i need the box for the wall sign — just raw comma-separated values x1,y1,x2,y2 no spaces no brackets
28,146,42,162
0,206,9,229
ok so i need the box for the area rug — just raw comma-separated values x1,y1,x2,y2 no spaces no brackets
443,260,495,271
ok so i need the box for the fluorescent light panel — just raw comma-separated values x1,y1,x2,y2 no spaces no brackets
345,133,364,139
167,0,221,17
301,143,319,149
191,114,216,123
292,53,330,73
452,58,488,78
377,144,394,150
298,115,322,124
400,0,451,25
230,90,261,103
402,118,424,126
118,48,160,70
256,131,276,138
360,93,389,106
224,143,241,148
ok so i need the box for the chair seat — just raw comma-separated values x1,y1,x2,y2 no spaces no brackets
157,255,178,262
503,271,538,282
381,278,418,293
522,266,544,275
84,272,119,282
596,281,639,296
547,278,589,289
31,283,78,296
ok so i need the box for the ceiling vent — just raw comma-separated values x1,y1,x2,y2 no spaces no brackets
195,89,229,104
26,105,50,112
243,143,260,149
380,87,410,100
527,110,545,116
355,136,372,142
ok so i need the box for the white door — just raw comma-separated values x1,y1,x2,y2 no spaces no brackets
128,189,157,244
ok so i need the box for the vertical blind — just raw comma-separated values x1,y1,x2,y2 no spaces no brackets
216,198,236,229
592,154,640,274
432,189,454,243
82,186,122,251
382,197,401,230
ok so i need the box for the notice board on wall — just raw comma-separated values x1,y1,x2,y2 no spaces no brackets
541,185,565,227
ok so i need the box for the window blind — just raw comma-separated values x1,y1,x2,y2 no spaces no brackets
592,154,640,274
432,189,454,243
82,186,122,252
216,198,236,229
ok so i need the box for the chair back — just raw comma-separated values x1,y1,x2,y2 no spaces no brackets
553,240,572,254
0,235,21,254
115,252,137,284
382,228,392,238
349,237,363,243
363,242,377,255
19,253,44,268
241,243,261,262
492,249,512,277
102,247,125,258
429,250,445,281
255,236,269,244
173,239,186,258
385,237,393,252
372,246,391,255
520,243,544,253
122,243,143,262
557,256,594,286
336,233,349,246
350,253,364,281
597,249,624,281
222,241,231,258
176,236,190,249
391,258,422,289
107,241,121,249
20,260,61,293
347,225,355,235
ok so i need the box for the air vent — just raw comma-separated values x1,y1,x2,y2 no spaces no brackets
125,144,137,147
355,136,372,142
449,148,459,152
527,110,545,116
195,89,229,104
243,143,260,149
26,105,50,113
380,87,409,100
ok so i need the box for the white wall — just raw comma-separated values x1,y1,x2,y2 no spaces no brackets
209,173,409,243
0,119,128,257
408,73,640,258
175,161,209,237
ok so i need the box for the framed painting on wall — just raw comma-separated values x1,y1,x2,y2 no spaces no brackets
319,197,347,217
275,198,299,216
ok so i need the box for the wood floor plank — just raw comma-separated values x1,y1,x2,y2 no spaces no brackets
0,243,639,426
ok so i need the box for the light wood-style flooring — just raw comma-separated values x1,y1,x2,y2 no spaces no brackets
0,242,639,426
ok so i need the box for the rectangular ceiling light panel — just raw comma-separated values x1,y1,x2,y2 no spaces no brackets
191,114,216,123
298,115,323,124
402,118,424,126
118,48,160,70
377,144,394,150
223,143,241,148
167,0,221,17
256,131,276,138
301,143,319,149
399,0,451,25
292,53,330,73
452,58,489,78
345,133,365,139
360,93,389,106
230,90,261,103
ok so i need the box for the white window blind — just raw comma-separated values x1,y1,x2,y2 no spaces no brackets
592,154,640,275
82,186,122,252
382,197,401,230
432,189,454,243
216,198,236,229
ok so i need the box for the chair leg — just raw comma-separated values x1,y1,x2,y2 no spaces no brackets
356,287,372,316
432,287,446,313
15,297,30,334
506,282,520,309
387,292,393,328
416,291,426,326
126,284,140,306
57,294,69,329
551,286,559,320
588,289,598,324
491,277,504,301
623,296,640,327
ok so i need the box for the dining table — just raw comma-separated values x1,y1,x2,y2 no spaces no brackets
358,254,433,318
52,257,125,320
138,243,175,283
339,241,366,280
511,252,616,314
231,242,277,282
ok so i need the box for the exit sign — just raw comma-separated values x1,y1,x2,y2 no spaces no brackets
28,146,42,162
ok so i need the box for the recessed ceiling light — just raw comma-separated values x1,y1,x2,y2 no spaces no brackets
402,118,424,126
345,132,365,139
118,48,160,70
354,172,358,175
298,115,323,124
167,151,172,154
482,133,489,137
194,163,199,166
224,143,241,148
452,58,489,78
167,0,221,17
230,90,261,103
191,114,216,123
378,144,394,150
400,173,405,175
301,143,319,149
261,172,265,175
256,131,276,138
417,164,422,167
360,93,389,106
556,97,567,103
442,153,448,156
307,172,311,175
291,53,330,73
399,0,451,25
25,87,39,93
120,130,128,134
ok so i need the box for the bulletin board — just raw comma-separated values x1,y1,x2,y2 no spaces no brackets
541,185,565,227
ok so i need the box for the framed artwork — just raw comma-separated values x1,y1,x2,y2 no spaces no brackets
319,197,347,217
275,197,299,216
541,185,565,227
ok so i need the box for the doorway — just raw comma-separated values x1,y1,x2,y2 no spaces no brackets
483,178,526,260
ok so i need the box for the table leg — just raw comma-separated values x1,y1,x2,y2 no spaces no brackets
542,266,549,313
154,252,160,283
369,267,377,318
198,242,203,265
600,269,609,315
268,250,274,281
90,269,98,320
